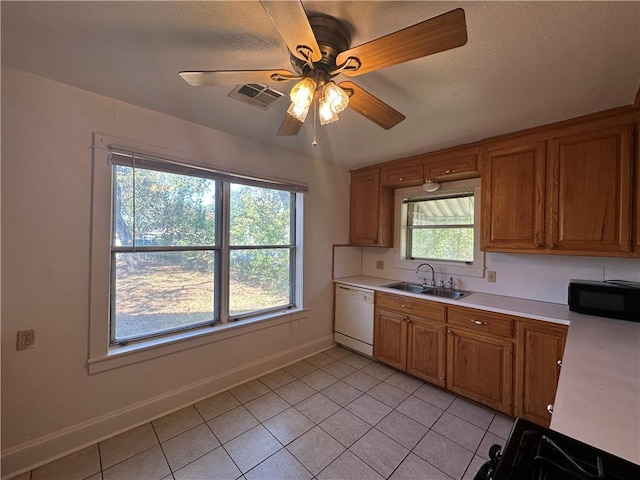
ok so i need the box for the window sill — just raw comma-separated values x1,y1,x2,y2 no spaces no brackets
87,308,309,374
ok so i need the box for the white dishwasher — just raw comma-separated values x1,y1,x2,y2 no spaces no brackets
334,284,375,356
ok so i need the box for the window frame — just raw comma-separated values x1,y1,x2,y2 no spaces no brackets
404,191,475,263
392,178,485,278
88,134,307,373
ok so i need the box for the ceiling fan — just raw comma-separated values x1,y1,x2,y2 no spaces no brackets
179,1,467,138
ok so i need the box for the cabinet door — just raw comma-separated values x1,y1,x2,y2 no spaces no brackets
546,125,633,253
374,309,407,370
407,318,446,387
424,148,479,181
446,327,513,415
349,168,393,247
380,160,424,187
349,169,381,245
516,321,567,427
481,141,546,251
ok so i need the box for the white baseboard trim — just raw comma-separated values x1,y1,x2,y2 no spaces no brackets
1,335,335,479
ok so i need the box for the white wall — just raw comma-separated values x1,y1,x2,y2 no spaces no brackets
359,246,640,305
0,66,350,476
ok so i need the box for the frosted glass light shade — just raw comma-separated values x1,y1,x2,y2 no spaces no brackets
289,77,316,108
319,99,339,125
287,102,310,122
323,82,349,113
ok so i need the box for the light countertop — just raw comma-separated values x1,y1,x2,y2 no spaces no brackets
551,315,640,464
333,275,640,464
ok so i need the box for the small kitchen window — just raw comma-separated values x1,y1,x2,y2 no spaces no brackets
405,192,474,263
393,178,484,277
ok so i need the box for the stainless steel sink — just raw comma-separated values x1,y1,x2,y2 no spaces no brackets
384,282,472,300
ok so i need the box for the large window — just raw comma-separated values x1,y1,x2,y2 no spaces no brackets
109,152,301,345
405,192,475,263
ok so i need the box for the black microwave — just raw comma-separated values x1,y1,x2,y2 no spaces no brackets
568,280,640,321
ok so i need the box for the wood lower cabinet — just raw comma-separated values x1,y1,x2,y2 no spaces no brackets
370,291,573,421
515,320,567,427
374,309,407,370
374,292,446,386
446,305,515,415
407,318,446,387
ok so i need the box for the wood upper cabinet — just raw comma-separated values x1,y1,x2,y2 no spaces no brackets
546,124,633,254
349,168,393,246
481,140,546,251
515,320,567,428
374,292,446,386
423,146,480,181
380,159,424,187
446,306,514,415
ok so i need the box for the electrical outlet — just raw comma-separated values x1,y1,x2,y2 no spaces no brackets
487,271,497,283
16,329,35,350
376,260,384,270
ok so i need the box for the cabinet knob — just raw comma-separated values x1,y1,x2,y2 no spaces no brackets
546,404,554,415
398,177,404,181
557,360,562,367
470,319,488,326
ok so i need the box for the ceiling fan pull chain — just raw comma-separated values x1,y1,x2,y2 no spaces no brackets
312,100,318,147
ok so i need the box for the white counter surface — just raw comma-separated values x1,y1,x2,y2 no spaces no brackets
551,315,640,464
334,275,640,464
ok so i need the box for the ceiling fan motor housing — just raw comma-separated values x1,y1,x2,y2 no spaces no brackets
290,14,351,78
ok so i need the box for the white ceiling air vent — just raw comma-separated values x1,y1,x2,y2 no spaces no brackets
228,84,286,110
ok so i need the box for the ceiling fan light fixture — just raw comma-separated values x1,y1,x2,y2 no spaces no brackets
323,81,349,113
319,99,339,125
289,77,316,108
287,102,310,122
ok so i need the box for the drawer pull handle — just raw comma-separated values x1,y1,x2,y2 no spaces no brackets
443,169,455,174
547,404,554,415
470,319,488,326
401,304,415,310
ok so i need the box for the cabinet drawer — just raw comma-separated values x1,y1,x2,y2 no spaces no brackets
380,161,424,187
424,153,478,179
376,292,446,322
447,306,513,338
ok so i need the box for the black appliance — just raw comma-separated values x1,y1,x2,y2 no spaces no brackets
474,417,640,480
568,279,640,321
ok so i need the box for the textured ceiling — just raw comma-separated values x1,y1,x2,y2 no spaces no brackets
2,1,639,169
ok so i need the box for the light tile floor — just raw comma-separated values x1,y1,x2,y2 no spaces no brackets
20,347,514,480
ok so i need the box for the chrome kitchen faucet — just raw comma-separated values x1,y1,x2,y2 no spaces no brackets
416,263,435,287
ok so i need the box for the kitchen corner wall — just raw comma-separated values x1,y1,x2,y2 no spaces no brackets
332,244,640,306
1,66,350,476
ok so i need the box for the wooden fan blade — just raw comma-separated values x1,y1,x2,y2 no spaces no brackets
179,70,297,86
278,112,304,136
336,8,467,77
339,81,405,130
260,0,322,63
